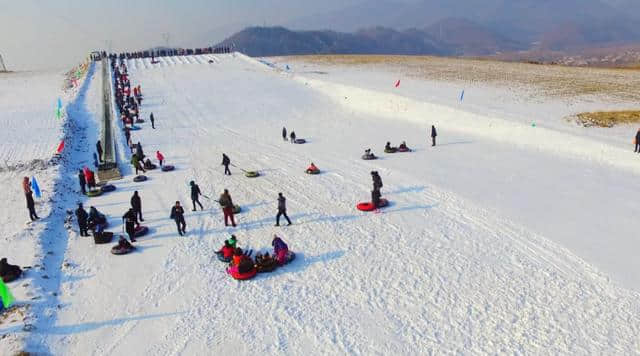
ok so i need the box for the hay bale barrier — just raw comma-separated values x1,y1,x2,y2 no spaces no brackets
574,110,640,127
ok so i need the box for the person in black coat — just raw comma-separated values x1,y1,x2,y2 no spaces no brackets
170,201,187,236
635,128,640,153
190,181,203,211
371,189,381,207
282,127,287,141
371,171,383,193
96,140,103,162
122,208,139,242
26,190,38,221
75,203,89,237
0,258,22,282
78,169,86,195
130,191,143,221
431,125,437,147
135,142,145,161
221,153,231,175
275,192,292,226
290,131,296,144
150,112,155,129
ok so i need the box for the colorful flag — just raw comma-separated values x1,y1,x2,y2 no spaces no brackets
0,279,14,309
395,80,401,88
31,176,41,198
56,140,65,154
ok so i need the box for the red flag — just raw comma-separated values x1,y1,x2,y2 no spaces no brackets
395,80,400,88
56,140,65,154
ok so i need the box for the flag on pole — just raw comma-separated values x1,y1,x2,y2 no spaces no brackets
395,80,401,88
31,176,41,198
56,140,65,154
0,279,14,309
460,90,465,101
56,98,63,119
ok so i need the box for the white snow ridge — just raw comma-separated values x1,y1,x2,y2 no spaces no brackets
1,53,639,355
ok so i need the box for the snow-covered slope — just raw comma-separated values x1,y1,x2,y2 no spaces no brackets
4,54,640,354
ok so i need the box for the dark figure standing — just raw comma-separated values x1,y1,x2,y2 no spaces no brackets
635,128,640,153
371,189,381,208
170,201,187,236
130,191,144,221
431,125,437,147
290,131,296,144
24,184,39,221
122,208,139,242
219,189,236,227
282,127,287,141
221,153,231,175
96,140,103,163
371,171,383,193
190,181,204,211
75,203,89,237
135,142,145,161
124,127,132,149
150,112,155,129
78,169,86,195
275,192,292,226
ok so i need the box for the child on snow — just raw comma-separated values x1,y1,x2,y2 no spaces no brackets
272,235,289,265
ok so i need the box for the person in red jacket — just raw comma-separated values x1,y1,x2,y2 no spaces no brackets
219,240,235,260
156,151,164,167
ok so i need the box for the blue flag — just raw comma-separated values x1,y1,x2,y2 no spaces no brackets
460,90,465,101
57,98,62,110
31,176,41,198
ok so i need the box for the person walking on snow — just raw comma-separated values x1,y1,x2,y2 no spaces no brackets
78,169,86,195
96,140,103,163
23,177,39,221
156,151,164,167
130,191,144,221
150,112,155,129
75,203,89,237
275,192,292,226
282,127,287,141
221,153,231,175
635,128,640,153
190,181,204,211
122,208,140,242
170,201,187,236
290,131,296,144
431,125,437,147
219,189,236,227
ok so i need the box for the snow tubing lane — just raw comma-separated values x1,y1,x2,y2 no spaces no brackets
361,154,377,160
93,231,114,244
161,165,175,172
134,226,149,237
87,189,103,197
397,147,411,152
228,268,257,280
245,171,259,178
305,169,320,175
357,199,389,212
294,139,306,144
133,175,147,182
100,184,116,193
215,251,232,263
111,245,135,255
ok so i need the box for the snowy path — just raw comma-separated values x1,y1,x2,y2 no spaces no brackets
24,54,640,354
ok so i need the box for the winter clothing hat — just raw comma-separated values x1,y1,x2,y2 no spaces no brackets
228,235,237,246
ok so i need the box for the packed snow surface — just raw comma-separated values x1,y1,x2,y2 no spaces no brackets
2,54,640,354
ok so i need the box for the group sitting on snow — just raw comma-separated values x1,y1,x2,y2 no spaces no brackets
217,235,295,280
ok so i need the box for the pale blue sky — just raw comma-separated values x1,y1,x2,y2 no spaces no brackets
0,0,383,70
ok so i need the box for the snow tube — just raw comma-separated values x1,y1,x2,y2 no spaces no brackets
129,125,141,131
135,119,145,123
133,175,147,182
356,199,389,212
361,154,377,160
244,171,259,178
111,245,136,255
397,147,411,152
86,189,103,197
93,231,114,244
144,163,157,170
305,169,320,175
100,184,116,193
161,165,175,172
228,267,257,280
384,148,398,153
96,181,107,187
134,225,149,237
233,205,242,214
294,138,306,144
215,251,232,263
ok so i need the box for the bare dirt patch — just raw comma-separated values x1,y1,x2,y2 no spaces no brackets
574,111,640,128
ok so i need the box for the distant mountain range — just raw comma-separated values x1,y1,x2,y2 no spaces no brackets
214,0,640,66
